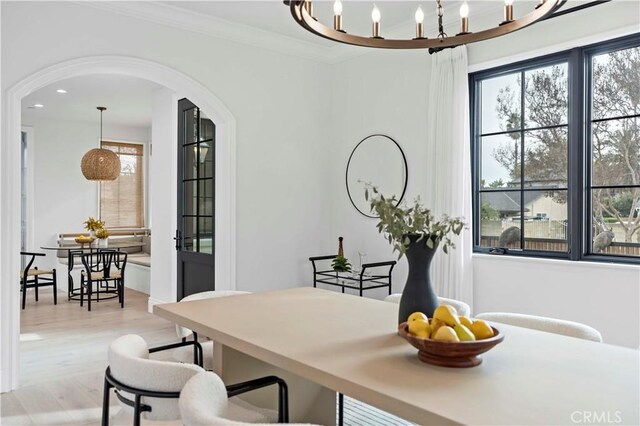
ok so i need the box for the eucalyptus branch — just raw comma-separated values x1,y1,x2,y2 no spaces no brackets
364,183,465,258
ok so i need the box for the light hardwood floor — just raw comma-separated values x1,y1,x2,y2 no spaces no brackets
2,287,411,426
2,287,177,426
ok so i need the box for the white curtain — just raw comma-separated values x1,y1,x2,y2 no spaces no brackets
425,46,474,310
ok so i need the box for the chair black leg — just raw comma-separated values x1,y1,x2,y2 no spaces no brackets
34,276,39,302
53,269,58,305
133,394,142,426
119,280,124,309
88,280,92,312
21,281,26,310
338,392,344,426
80,275,84,307
101,378,112,426
278,379,289,423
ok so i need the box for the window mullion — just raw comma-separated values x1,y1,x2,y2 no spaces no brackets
568,47,585,261
520,70,526,250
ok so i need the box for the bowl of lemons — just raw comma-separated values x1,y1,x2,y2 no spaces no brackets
75,235,94,244
398,305,504,368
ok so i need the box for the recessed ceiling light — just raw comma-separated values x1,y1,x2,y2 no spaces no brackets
56,89,67,94
33,104,44,108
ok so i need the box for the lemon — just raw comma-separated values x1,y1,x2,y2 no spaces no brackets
433,326,460,342
459,315,473,329
408,319,431,337
433,305,460,326
470,320,494,340
407,312,428,323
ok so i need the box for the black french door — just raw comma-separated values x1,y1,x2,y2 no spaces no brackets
176,98,215,300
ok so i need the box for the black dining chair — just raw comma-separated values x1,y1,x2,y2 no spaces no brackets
80,250,127,311
20,251,57,310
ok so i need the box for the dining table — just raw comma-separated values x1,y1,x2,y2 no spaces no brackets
153,287,640,425
41,242,144,301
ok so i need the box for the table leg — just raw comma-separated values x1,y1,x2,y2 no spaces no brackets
214,344,336,425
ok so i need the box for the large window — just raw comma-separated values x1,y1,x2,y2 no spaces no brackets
100,141,145,228
471,34,640,263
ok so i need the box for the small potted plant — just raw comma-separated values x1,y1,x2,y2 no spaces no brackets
95,228,110,248
365,184,465,323
331,237,352,272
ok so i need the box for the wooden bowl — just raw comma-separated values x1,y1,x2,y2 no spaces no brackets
398,321,504,368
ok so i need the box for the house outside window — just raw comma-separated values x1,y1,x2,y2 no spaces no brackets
470,34,640,263
100,141,145,228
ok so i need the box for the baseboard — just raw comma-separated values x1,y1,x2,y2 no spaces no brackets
147,296,168,314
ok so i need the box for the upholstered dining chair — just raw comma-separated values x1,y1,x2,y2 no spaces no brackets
474,312,603,342
384,294,471,317
80,250,127,311
102,335,288,426
20,251,57,310
179,371,294,425
173,290,251,369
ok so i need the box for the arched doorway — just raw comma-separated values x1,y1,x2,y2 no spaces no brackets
1,56,237,392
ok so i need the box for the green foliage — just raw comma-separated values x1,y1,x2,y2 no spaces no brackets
84,217,105,232
481,202,500,220
488,179,505,188
331,256,351,272
364,183,465,258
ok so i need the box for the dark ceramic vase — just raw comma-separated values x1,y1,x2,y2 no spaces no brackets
398,234,439,324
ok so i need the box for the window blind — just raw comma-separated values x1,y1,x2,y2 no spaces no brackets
100,141,144,228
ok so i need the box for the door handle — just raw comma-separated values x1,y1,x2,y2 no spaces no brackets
174,230,182,251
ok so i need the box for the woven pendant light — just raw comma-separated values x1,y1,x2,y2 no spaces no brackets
81,107,121,181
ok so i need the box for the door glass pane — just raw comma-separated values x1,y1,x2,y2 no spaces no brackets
199,179,213,216
479,191,522,249
481,134,520,189
184,108,197,144
184,145,197,180
522,190,568,252
524,127,568,188
182,216,197,252
481,73,521,134
198,217,213,254
201,143,214,179
200,113,215,141
524,63,568,129
183,181,197,216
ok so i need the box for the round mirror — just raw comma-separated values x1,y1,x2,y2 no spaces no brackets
346,134,408,218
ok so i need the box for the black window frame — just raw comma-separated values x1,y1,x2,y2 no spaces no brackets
470,33,640,265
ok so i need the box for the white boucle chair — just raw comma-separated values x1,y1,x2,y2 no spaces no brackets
384,294,471,317
474,312,603,342
103,334,204,426
180,371,310,425
173,290,251,369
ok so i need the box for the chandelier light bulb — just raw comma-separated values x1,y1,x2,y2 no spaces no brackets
371,5,381,23
415,5,425,39
503,0,514,23
460,2,469,18
333,0,343,16
415,6,424,24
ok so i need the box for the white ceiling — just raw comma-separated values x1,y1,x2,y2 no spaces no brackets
21,74,161,128
85,0,596,63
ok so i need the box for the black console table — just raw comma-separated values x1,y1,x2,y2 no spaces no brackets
309,255,396,297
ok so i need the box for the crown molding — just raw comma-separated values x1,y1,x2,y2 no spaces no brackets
75,1,340,63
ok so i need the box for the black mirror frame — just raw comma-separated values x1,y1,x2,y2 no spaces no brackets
345,134,408,218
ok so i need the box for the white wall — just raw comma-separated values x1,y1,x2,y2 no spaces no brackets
327,1,640,347
20,116,149,271
1,1,334,300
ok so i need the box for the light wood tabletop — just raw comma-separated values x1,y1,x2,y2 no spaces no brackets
154,287,640,425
